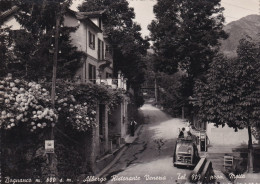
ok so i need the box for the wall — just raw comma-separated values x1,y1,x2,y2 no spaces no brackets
64,14,87,52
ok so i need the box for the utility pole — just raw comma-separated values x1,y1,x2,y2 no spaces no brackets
49,1,67,178
154,75,158,105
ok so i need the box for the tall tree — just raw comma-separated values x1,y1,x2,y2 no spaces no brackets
194,36,260,173
0,26,13,77
148,0,228,98
78,0,149,104
3,0,83,80
0,1,14,12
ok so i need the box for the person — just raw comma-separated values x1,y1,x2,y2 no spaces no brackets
185,122,191,133
130,119,137,136
178,127,185,138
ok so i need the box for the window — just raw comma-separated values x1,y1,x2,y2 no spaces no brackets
88,64,96,83
102,41,104,59
89,31,95,49
98,39,104,60
98,18,102,29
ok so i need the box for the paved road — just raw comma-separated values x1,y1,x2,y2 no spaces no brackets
104,104,193,184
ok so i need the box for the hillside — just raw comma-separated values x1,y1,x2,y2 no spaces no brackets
220,14,260,57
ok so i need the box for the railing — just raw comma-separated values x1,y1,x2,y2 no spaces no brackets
86,78,127,90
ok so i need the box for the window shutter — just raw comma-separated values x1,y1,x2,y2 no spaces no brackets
93,35,95,49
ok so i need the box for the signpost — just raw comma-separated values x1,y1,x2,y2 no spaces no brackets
200,131,207,152
45,140,54,153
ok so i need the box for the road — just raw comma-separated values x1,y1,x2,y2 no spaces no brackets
104,104,193,184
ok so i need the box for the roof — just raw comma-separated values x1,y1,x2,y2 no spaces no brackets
76,12,102,33
0,6,19,23
77,10,106,18
0,6,102,33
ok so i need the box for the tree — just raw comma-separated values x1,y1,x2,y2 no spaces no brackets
0,1,14,12
194,36,260,173
148,0,228,99
3,0,83,80
78,0,149,106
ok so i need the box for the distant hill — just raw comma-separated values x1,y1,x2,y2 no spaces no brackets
220,14,260,57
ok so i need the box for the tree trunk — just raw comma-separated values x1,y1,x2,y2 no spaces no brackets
247,125,254,173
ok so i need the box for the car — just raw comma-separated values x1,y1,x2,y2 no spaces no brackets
173,136,200,169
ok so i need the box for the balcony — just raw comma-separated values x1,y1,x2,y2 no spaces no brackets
82,71,127,90
95,78,127,91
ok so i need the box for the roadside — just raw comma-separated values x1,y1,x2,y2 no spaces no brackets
95,125,143,179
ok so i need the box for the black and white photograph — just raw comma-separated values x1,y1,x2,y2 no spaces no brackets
0,0,260,183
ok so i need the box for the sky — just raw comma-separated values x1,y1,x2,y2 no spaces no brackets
71,0,259,37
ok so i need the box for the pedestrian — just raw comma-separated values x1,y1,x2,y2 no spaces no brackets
130,119,137,136
185,122,191,133
178,127,185,138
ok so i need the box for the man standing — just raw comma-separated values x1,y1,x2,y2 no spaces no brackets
130,119,137,136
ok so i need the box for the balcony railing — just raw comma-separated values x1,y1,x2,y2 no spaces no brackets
85,78,127,91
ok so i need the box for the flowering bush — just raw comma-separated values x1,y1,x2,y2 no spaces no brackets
46,81,124,132
56,96,97,132
0,75,58,131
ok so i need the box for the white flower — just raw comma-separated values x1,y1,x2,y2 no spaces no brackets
37,123,41,127
37,111,42,115
14,79,20,83
11,123,15,127
33,126,36,129
10,82,15,87
31,122,35,125
7,125,11,129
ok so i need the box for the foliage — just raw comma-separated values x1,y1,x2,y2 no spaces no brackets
0,26,14,77
143,53,185,115
0,74,57,131
194,37,260,129
78,0,149,98
148,0,228,101
0,1,14,12
194,36,260,172
42,80,124,132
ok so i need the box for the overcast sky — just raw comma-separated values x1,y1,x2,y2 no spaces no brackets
71,0,259,37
